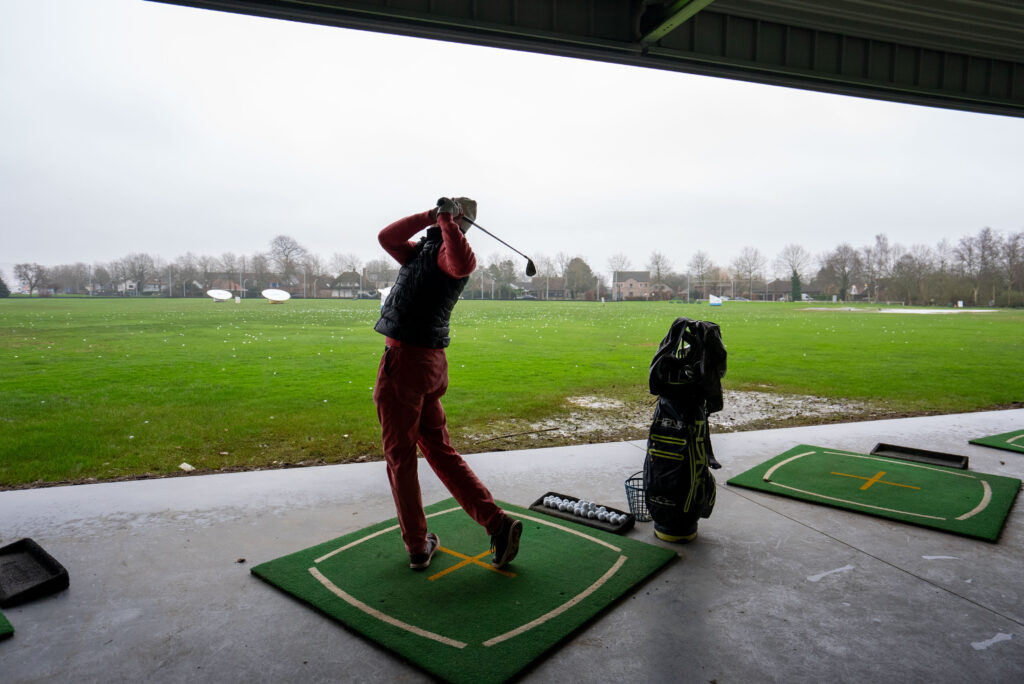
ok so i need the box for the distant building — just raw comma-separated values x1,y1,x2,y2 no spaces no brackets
612,271,650,300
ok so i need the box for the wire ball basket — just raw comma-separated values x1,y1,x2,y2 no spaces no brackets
624,471,651,522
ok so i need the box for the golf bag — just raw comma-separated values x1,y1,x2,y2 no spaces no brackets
643,317,727,541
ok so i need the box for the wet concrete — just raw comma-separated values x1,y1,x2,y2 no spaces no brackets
1,409,1022,682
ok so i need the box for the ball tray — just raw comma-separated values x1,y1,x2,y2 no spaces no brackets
528,491,635,534
0,538,70,607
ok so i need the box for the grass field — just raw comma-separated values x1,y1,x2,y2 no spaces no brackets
1,297,1021,487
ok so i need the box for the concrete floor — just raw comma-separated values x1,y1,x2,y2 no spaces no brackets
2,409,1022,683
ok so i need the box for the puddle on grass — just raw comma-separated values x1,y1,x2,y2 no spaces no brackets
463,390,880,450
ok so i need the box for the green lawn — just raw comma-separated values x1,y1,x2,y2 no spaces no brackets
1,298,1021,487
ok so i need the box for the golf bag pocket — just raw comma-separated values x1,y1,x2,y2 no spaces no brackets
644,398,717,535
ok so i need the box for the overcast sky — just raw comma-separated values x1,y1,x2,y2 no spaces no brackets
3,0,1023,287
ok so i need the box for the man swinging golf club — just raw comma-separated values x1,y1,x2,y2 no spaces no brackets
373,197,522,570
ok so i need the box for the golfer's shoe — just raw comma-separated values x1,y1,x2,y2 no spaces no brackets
490,517,522,568
409,533,440,570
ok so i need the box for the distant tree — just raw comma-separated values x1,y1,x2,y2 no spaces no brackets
220,252,239,275
647,252,672,285
999,231,1023,306
731,246,766,299
269,235,308,282
364,257,399,288
954,235,982,305
555,251,572,277
304,253,330,298
89,264,110,294
688,251,713,299
860,234,897,301
607,253,631,273
330,252,362,276
564,257,596,300
790,270,801,302
774,243,811,282
195,255,219,292
819,243,862,301
0,274,10,297
108,258,131,296
14,263,46,296
486,258,518,299
123,253,156,296
175,253,199,296
249,252,271,293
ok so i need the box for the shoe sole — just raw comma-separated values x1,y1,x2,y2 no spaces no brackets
492,520,522,568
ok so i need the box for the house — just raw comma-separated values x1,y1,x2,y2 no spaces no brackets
612,271,650,300
331,271,363,299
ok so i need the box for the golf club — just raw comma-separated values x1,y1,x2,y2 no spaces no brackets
461,217,537,277
436,198,537,276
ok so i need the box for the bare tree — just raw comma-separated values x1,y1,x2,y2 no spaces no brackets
731,247,766,299
954,235,982,304
554,251,572,276
123,253,156,296
220,252,239,274
688,251,713,298
330,252,362,276
819,243,863,301
647,252,672,284
1000,231,1023,305
175,253,198,296
249,252,271,294
774,243,811,281
304,253,330,298
608,253,631,272
269,235,307,282
14,263,47,296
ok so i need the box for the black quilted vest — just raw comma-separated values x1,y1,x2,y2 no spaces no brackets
373,227,469,348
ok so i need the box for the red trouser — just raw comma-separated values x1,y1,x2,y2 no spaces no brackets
373,342,505,554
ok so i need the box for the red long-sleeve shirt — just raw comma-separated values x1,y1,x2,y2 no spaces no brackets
378,210,476,278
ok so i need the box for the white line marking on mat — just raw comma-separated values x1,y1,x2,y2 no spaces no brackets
807,564,855,582
971,633,1013,650
483,555,628,647
922,556,959,560
763,451,815,481
512,512,622,552
315,506,462,564
309,567,467,649
956,481,992,521
770,482,946,520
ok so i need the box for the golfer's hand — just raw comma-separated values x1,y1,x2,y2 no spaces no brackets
436,197,460,217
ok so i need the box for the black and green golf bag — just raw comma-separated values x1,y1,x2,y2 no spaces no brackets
643,317,727,542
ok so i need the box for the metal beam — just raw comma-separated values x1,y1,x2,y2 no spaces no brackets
639,0,718,48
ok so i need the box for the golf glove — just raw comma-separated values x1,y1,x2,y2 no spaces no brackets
436,197,461,216
453,197,476,233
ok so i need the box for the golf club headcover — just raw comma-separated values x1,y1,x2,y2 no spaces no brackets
453,197,477,233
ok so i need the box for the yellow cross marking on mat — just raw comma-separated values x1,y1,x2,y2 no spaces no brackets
428,546,517,582
831,470,921,491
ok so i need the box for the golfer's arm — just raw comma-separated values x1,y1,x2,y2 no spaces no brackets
378,210,434,264
437,215,476,278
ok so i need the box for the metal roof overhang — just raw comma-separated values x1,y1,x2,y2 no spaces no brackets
152,0,1024,118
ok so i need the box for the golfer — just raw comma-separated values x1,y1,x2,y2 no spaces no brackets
373,197,522,571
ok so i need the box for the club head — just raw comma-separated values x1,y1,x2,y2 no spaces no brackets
525,260,537,277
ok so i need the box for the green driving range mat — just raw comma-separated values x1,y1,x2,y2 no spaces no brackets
252,498,675,683
728,445,1021,541
970,429,1024,454
0,611,12,640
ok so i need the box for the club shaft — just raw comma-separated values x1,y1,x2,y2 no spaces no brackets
463,218,531,262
